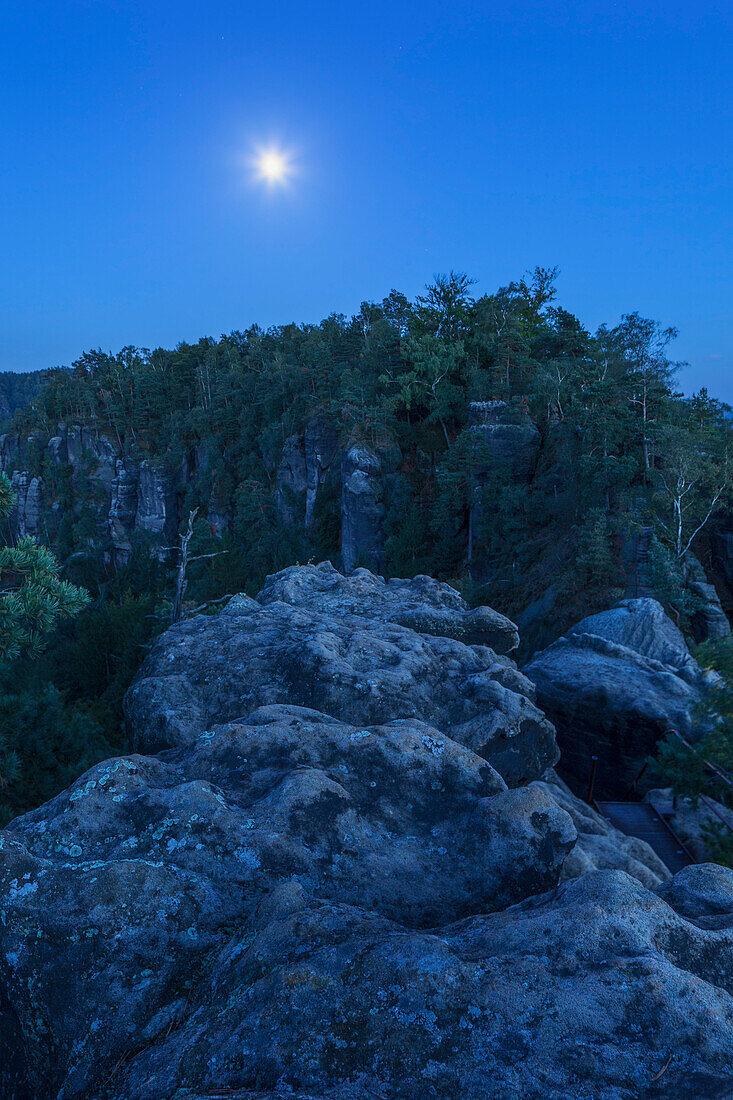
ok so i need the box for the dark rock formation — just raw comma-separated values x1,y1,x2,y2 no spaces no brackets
276,434,308,525
468,399,541,482
9,472,42,538
305,416,339,527
684,551,731,642
341,443,386,573
275,418,340,530
109,459,140,555
135,459,180,545
525,598,711,797
126,566,553,786
3,567,733,1099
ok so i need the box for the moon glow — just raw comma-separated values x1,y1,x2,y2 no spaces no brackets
253,146,292,186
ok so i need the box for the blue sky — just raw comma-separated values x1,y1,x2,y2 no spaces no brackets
1,1,732,397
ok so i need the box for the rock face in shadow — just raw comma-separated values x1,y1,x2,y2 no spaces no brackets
275,417,340,530
524,598,711,797
684,551,732,642
9,472,42,538
468,399,541,482
2,568,733,1100
341,443,387,573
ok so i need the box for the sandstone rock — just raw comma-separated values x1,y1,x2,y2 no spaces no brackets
9,471,42,538
468,399,540,482
126,568,556,786
0,432,19,472
276,434,308,525
257,560,520,653
6,860,731,1099
304,416,338,527
135,459,179,546
341,443,386,573
109,459,140,555
684,552,731,642
3,566,733,1099
47,431,68,466
0,704,574,1098
525,599,709,797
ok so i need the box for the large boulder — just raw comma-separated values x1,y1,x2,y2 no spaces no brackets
126,566,555,787
0,703,575,1099
524,599,710,797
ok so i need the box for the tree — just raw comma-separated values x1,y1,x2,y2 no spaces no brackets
598,313,679,476
650,428,732,560
0,473,89,661
655,636,733,867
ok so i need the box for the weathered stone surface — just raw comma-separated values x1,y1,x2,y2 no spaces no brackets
257,560,520,653
5,857,731,1100
109,459,140,555
135,459,178,542
276,434,308,525
304,416,339,528
525,599,709,797
468,399,540,482
126,567,556,786
341,444,386,573
0,703,574,1099
0,432,19,472
3,567,733,1099
9,472,42,538
684,552,731,642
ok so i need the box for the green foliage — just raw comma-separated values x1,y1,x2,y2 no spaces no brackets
655,636,733,865
647,536,701,628
0,472,90,660
0,683,109,825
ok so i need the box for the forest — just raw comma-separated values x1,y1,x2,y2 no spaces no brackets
2,268,733,825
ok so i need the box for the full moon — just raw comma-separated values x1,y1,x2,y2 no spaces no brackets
254,146,291,185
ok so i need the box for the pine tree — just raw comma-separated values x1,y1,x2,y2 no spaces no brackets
0,472,89,660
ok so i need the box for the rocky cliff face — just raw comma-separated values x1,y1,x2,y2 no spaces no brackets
468,399,541,481
0,424,187,563
1,565,732,1099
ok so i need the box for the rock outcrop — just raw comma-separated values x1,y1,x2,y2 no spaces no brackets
685,551,732,642
341,443,387,573
2,567,733,1099
525,598,711,797
276,417,340,530
127,568,554,787
468,399,541,482
9,471,42,538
